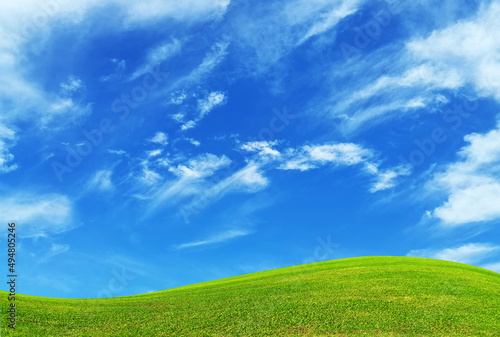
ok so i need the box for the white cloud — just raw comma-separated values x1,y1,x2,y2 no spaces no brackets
197,91,226,117
407,2,500,100
170,113,184,123
313,2,500,133
407,243,500,265
0,194,73,235
87,170,113,192
142,154,232,208
181,120,196,131
60,76,84,96
231,0,363,74
122,0,230,24
42,98,93,130
239,141,406,192
129,38,181,81
0,3,89,130
176,41,229,88
335,65,462,116
148,149,163,157
0,123,15,139
169,154,231,179
147,155,269,217
366,163,412,193
164,44,229,132
0,143,17,173
0,123,17,173
229,163,269,190
48,98,75,113
175,91,227,131
0,0,230,136
149,132,168,146
278,143,372,171
296,0,362,46
305,143,371,165
279,157,315,171
241,141,280,158
430,123,500,226
146,140,404,217
168,90,187,105
187,138,201,146
338,96,435,134
107,149,126,155
185,140,404,211
0,0,231,34
140,166,161,186
481,262,500,274
180,162,269,215
100,59,126,82
39,243,70,263
434,183,500,225
173,229,250,250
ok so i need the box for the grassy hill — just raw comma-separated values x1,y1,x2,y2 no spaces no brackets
1,256,499,336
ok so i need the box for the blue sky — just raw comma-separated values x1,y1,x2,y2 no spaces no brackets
1,0,500,298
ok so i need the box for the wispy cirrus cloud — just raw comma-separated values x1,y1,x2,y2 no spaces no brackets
0,123,17,173
0,0,231,133
168,153,231,179
60,76,84,96
107,149,126,155
120,137,410,224
141,153,233,208
295,0,362,46
162,41,229,132
198,91,227,117
241,141,280,158
406,1,500,100
174,41,229,89
122,0,231,25
230,0,364,75
99,59,127,83
241,141,409,192
129,38,182,82
0,194,73,236
175,161,270,222
407,243,500,265
173,229,251,250
311,1,500,134
39,243,71,263
365,163,412,193
170,91,227,131
87,169,114,192
481,262,500,274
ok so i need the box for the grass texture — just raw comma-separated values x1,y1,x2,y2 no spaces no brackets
1,256,499,336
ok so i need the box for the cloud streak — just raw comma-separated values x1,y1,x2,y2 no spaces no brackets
129,39,182,82
407,243,500,265
0,194,73,236
173,229,251,250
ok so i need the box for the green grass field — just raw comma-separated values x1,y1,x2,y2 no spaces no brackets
1,256,499,336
